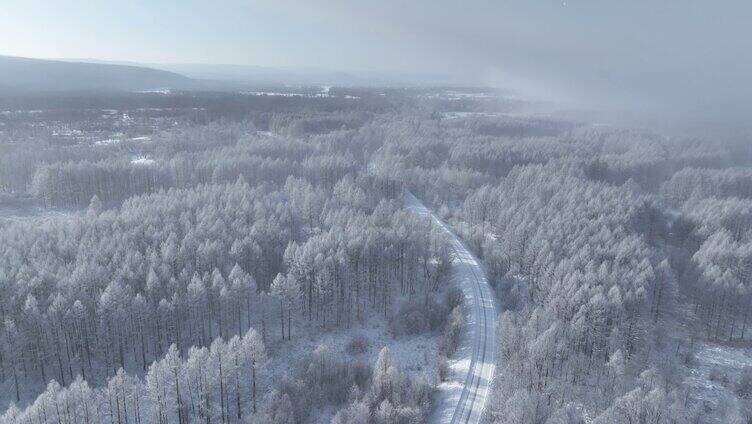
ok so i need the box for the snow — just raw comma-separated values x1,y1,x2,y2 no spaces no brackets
52,129,84,137
135,88,172,94
241,88,359,100
442,111,555,120
0,208,73,224
261,316,437,423
404,191,497,424
686,342,752,421
242,188,473,423
443,112,502,119
444,91,497,99
95,138,120,146
242,91,303,97
131,156,156,166
0,109,44,116
257,130,281,138
0,196,76,224
421,91,499,101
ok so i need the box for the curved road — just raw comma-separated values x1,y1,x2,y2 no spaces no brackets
404,191,497,424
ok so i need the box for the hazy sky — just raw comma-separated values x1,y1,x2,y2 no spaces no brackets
3,0,751,127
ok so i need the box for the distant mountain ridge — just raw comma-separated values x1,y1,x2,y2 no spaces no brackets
0,55,464,93
62,58,462,87
0,55,193,92
154,63,459,87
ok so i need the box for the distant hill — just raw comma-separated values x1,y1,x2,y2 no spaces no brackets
0,55,464,94
64,59,462,87
0,55,194,92
153,64,455,87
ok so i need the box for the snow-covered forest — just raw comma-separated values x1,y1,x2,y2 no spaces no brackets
1,89,752,423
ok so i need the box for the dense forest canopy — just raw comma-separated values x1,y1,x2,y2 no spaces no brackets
1,88,751,423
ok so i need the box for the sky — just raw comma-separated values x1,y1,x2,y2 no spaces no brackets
2,0,752,129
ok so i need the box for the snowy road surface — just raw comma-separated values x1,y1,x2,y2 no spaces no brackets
404,191,497,424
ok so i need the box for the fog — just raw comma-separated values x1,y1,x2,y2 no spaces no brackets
2,0,750,130
267,0,752,132
3,3,752,422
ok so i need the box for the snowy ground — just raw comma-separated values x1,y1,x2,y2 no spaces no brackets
0,196,76,224
131,155,156,166
404,191,497,424
0,289,439,413
260,312,438,423
686,342,752,421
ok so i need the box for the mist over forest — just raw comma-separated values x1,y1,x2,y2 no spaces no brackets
0,84,749,424
2,1,752,423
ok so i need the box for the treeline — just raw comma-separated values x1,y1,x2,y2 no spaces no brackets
367,115,749,422
0,342,431,424
0,91,394,122
0,170,443,408
274,345,433,423
0,92,398,198
462,164,684,422
6,89,752,422
667,179,752,343
30,149,359,208
1,329,266,424
664,166,752,203
445,115,575,138
269,111,372,137
0,143,119,194
29,126,365,207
